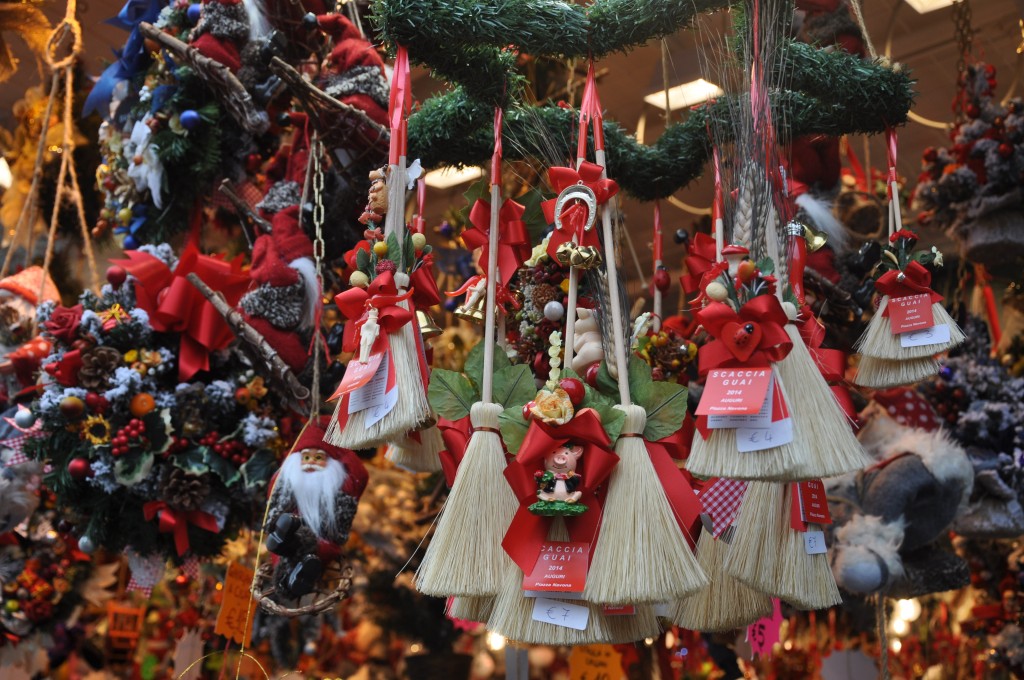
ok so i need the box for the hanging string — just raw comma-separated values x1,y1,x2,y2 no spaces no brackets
847,0,879,61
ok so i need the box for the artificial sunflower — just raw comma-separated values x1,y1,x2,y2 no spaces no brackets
82,414,112,445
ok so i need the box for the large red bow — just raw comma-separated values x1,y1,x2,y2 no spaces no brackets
502,408,618,574
876,261,943,312
113,246,250,380
143,501,220,556
680,232,718,295
697,297,793,375
465,198,530,287
645,428,703,550
409,253,441,309
437,416,472,488
542,162,618,260
334,271,414,357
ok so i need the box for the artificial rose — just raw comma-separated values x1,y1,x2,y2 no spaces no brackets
530,388,574,426
43,304,84,343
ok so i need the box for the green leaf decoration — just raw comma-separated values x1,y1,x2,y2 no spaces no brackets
491,364,538,409
114,451,155,487
594,361,620,400
583,402,625,444
240,449,277,490
386,233,402,271
498,403,531,453
464,341,512,392
756,257,775,275
638,381,689,442
173,446,241,487
627,356,653,403
356,247,370,276
428,369,478,420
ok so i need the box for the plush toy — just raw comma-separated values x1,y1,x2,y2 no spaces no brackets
264,419,368,598
0,266,59,401
313,14,389,128
827,402,974,598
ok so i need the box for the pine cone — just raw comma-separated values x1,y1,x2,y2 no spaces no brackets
531,283,558,309
78,347,122,390
161,467,211,511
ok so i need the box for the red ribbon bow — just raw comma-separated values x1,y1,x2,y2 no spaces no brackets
697,297,793,375
334,271,414,357
409,253,441,309
112,246,250,380
437,416,473,488
796,306,856,421
143,501,220,556
542,162,618,260
680,233,719,295
502,408,618,574
465,198,530,287
876,261,943,311
645,428,703,550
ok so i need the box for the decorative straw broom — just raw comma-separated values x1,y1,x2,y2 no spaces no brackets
671,479,773,631
416,108,517,598
576,64,707,605
854,129,963,388
325,46,431,449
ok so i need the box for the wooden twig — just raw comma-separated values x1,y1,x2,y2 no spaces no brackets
217,180,272,238
139,22,269,135
269,56,389,162
185,273,311,412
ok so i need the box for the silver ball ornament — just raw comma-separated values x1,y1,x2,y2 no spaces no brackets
14,409,36,429
543,300,565,321
78,535,96,554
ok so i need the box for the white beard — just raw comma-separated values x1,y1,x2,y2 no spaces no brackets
276,453,348,539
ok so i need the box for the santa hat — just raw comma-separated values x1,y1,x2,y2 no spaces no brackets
190,0,250,72
0,267,59,305
315,14,388,127
249,206,313,287
290,417,369,498
316,14,371,63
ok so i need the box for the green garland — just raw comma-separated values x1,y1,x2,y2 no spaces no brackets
377,0,915,197
409,49,913,200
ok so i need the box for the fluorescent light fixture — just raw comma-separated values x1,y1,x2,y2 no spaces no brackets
644,78,723,111
904,0,955,13
423,165,483,189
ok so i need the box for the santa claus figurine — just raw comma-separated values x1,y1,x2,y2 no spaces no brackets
265,418,368,598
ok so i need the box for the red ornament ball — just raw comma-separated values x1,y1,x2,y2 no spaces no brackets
106,265,127,288
999,143,1014,159
966,103,980,119
584,363,601,388
67,458,91,480
653,268,671,293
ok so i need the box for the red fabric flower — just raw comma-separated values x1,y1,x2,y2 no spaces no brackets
42,304,84,343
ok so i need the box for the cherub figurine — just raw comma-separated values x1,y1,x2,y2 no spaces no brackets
529,442,587,517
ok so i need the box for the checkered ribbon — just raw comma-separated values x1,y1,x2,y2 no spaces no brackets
181,556,200,580
2,420,43,467
126,576,154,598
699,478,748,537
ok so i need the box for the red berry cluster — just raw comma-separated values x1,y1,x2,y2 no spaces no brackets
111,418,148,456
213,439,251,465
166,437,190,455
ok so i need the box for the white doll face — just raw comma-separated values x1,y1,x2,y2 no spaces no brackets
300,448,329,472
545,444,583,474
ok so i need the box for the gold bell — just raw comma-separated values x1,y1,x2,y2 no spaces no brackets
454,295,487,323
570,245,603,270
555,241,574,267
417,309,442,338
803,224,828,252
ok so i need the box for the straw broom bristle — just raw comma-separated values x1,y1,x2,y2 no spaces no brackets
448,596,494,623
853,355,939,389
775,487,842,610
386,423,444,473
416,402,514,597
781,325,871,478
723,482,787,594
584,405,708,604
486,518,661,645
670,529,773,632
856,297,966,360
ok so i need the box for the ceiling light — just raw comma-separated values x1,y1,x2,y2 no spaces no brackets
423,165,483,189
644,78,723,111
904,0,955,13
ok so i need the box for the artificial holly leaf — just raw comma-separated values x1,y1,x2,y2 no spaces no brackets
517,187,549,243
756,257,775,276
174,447,241,487
498,403,530,453
464,341,511,392
462,176,491,208
428,369,478,421
386,233,402,271
356,247,370,276
240,449,277,490
638,381,689,442
491,364,537,410
114,451,155,487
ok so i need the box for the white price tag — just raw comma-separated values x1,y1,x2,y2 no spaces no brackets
804,530,827,555
708,372,775,429
900,323,951,348
531,597,590,630
737,417,794,453
363,387,398,428
348,353,389,414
